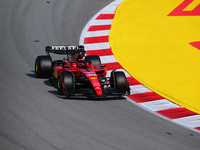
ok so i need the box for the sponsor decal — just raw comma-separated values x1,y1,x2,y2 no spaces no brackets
168,0,200,16
168,0,200,50
54,69,58,79
87,73,96,76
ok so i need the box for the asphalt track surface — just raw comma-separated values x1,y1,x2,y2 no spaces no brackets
0,0,200,150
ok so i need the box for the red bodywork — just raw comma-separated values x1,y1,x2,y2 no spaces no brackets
53,59,107,96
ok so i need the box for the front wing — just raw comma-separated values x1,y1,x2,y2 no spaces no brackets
65,87,129,97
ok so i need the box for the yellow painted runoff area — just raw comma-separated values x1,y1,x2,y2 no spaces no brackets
109,0,200,114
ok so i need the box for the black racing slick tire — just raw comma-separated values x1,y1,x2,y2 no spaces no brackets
57,71,75,96
85,55,101,66
110,71,127,94
35,55,52,78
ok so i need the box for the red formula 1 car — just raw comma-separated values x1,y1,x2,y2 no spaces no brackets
35,45,130,97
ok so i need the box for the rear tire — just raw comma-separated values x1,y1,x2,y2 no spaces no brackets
35,55,52,78
85,55,101,66
57,71,75,96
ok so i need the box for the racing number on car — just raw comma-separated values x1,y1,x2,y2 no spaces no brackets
168,0,200,50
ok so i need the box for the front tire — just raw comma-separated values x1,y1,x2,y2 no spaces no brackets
57,71,75,96
110,71,128,94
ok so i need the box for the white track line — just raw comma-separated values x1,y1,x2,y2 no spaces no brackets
140,99,181,111
85,30,110,38
84,43,111,51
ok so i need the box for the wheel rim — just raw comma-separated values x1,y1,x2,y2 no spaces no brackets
58,78,61,89
35,63,38,73
57,76,63,95
35,60,40,77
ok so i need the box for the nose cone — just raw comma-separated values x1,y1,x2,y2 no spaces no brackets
96,88,102,95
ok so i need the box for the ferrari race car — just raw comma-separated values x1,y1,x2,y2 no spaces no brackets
35,45,130,97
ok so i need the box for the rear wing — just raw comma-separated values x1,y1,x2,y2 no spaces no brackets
45,45,85,55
